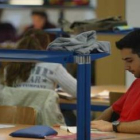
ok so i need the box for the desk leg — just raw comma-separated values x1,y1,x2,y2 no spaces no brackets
85,56,91,140
76,55,91,140
77,62,86,140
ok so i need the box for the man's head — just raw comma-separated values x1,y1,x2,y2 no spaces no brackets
116,30,140,78
31,10,48,29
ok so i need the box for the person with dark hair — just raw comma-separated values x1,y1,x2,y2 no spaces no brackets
0,23,17,84
30,10,56,41
20,10,56,42
0,22,17,43
91,29,140,134
31,10,56,30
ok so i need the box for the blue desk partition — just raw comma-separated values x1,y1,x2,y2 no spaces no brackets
0,49,110,140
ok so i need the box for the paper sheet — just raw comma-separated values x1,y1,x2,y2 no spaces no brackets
56,88,109,100
60,126,108,134
91,90,109,99
0,124,15,129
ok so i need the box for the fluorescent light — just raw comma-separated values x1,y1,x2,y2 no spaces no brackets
10,0,43,5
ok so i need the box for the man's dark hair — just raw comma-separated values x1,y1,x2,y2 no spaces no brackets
116,29,140,55
31,10,47,19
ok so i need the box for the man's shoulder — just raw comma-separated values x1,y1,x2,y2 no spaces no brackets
128,78,140,90
132,78,140,84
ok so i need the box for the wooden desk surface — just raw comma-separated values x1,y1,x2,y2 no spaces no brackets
59,85,127,106
0,125,140,140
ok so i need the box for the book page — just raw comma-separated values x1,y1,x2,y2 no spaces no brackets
0,124,15,129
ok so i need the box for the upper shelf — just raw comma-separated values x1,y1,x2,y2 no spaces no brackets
0,4,94,9
0,49,109,63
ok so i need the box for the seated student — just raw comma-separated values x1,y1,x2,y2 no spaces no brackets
0,22,17,43
20,10,56,42
91,29,140,134
4,30,77,98
0,23,17,84
3,30,77,126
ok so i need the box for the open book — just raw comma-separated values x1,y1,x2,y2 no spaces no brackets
56,88,109,100
60,126,111,134
91,90,109,99
55,87,75,100
0,124,15,129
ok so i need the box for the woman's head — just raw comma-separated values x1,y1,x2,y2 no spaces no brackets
17,35,42,50
5,35,46,86
23,29,50,50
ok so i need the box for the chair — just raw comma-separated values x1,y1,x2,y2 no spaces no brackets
109,91,124,105
0,106,36,125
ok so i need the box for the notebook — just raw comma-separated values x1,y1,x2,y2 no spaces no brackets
10,125,58,138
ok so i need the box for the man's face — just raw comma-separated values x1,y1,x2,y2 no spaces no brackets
121,48,140,78
32,15,46,29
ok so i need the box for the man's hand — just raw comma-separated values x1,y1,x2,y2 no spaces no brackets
91,120,113,132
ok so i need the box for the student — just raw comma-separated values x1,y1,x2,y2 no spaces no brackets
4,30,77,98
30,10,56,30
24,10,56,42
0,22,17,43
91,29,140,133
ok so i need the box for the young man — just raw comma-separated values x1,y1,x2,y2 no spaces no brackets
18,10,56,42
91,29,140,133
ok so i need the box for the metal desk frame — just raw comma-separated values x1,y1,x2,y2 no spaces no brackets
0,49,109,140
60,103,109,111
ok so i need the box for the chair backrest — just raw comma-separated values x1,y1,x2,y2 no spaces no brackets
109,92,125,105
0,106,36,125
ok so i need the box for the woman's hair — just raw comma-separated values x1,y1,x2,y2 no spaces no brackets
5,35,43,86
116,29,140,56
23,29,50,50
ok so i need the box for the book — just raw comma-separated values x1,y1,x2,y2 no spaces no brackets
0,124,15,129
55,87,98,100
55,87,75,100
91,90,109,99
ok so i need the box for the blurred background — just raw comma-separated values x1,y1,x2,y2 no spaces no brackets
0,0,139,87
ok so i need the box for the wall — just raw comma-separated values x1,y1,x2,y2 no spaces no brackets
96,0,125,19
95,0,139,87
95,0,126,86
126,0,140,27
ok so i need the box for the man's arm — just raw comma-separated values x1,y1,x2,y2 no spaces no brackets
91,119,140,134
117,120,140,133
96,106,113,121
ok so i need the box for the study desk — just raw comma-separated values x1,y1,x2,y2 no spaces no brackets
0,125,140,140
60,85,127,111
